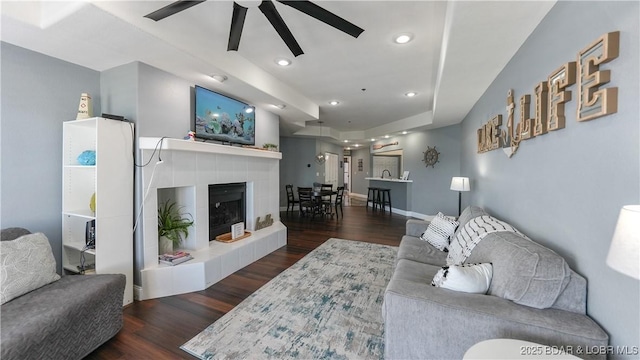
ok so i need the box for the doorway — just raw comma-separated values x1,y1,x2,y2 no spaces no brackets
343,155,351,193
324,153,339,189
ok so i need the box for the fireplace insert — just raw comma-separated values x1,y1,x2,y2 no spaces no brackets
208,183,246,240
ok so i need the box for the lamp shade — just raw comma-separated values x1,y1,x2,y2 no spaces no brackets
450,177,470,192
606,205,640,280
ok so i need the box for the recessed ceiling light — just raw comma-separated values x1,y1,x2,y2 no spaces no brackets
355,144,360,147
384,135,390,139
405,92,417,97
344,140,349,143
210,74,228,83
275,58,291,66
402,131,408,135
346,147,351,150
245,107,254,113
271,104,286,109
329,100,340,106
394,33,413,44
371,138,376,142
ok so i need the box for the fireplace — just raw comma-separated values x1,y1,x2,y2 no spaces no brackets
209,183,246,240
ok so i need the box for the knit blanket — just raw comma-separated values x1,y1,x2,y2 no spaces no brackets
446,215,526,265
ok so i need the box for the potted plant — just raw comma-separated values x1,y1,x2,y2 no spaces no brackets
158,199,194,255
263,143,278,151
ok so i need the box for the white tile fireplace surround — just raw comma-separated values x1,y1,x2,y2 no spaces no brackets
137,138,285,300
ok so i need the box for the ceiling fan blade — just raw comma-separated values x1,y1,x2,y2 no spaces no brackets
228,3,248,51
258,0,304,57
144,0,206,21
277,0,364,38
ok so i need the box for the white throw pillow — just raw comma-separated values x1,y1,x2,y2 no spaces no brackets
431,263,493,294
0,233,61,304
420,212,459,251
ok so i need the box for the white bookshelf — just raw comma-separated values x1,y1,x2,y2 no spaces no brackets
62,117,134,305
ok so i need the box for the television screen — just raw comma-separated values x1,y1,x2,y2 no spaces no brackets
193,85,255,145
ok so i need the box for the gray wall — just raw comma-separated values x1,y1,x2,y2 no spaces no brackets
278,137,345,207
1,42,101,272
460,1,639,352
402,125,461,216
348,125,462,217
279,136,321,206
348,147,371,196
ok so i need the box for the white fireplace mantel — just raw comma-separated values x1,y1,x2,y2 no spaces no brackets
136,137,286,300
139,137,282,160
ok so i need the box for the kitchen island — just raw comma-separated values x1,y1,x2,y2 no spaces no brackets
365,177,413,215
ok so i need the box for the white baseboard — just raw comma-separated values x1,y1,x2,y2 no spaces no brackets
134,285,142,301
349,193,367,199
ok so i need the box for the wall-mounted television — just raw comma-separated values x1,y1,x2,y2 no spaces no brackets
193,85,255,145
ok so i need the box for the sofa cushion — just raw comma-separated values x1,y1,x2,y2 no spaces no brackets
406,219,430,238
457,206,488,227
1,274,125,360
466,231,571,309
431,263,493,294
1,227,31,241
453,206,488,238
396,236,447,266
420,212,458,251
0,233,61,305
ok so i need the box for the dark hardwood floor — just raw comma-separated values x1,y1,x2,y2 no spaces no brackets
87,199,409,359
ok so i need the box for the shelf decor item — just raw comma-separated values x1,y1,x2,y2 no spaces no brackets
157,200,193,255
77,150,96,165
76,93,93,120
263,143,278,151
89,193,96,213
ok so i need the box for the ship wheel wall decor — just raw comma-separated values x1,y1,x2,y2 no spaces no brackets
422,146,440,168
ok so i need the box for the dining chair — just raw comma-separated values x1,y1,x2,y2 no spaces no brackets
285,184,299,215
333,186,345,218
320,183,333,211
297,187,315,218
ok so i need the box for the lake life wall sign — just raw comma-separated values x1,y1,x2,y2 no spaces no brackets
477,31,620,157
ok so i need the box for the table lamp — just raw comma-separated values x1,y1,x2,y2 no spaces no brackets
450,177,470,216
606,205,640,279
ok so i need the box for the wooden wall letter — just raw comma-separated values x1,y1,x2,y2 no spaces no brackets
477,128,485,153
518,94,532,140
477,115,502,153
489,115,502,150
577,31,619,121
548,62,576,131
533,82,549,136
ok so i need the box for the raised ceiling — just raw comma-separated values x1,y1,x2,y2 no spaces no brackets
1,1,556,145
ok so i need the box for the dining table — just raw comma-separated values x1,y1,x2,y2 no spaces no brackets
301,189,337,219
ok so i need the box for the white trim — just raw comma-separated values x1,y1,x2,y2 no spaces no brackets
139,137,282,159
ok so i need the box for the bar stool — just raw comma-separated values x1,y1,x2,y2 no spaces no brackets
366,187,379,211
376,188,392,213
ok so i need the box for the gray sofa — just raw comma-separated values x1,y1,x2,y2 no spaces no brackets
383,206,609,360
1,228,125,360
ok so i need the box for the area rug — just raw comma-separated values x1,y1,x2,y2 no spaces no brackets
181,238,397,359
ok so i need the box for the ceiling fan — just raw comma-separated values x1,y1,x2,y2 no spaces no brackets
144,0,364,57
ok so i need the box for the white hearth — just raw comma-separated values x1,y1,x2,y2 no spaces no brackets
137,138,286,300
